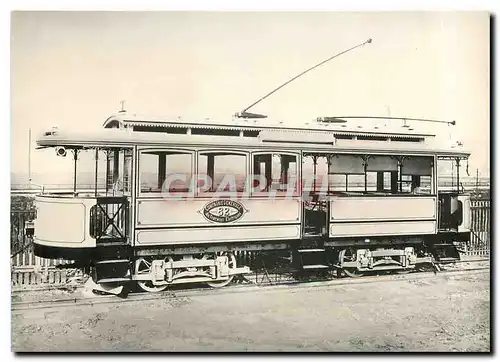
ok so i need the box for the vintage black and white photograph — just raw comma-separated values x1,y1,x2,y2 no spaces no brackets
10,10,490,352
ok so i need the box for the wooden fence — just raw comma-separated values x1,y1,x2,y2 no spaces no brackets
468,199,490,257
10,210,36,256
11,196,491,289
10,197,85,289
11,242,86,289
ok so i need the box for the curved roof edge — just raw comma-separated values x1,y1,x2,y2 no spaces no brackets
103,112,140,129
35,126,471,159
102,112,438,139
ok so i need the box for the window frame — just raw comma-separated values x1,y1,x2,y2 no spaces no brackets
196,149,250,197
326,152,436,196
400,155,435,195
436,155,468,195
137,147,195,199
327,153,365,195
250,150,301,198
104,147,134,197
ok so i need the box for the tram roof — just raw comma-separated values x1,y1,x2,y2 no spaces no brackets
102,112,438,139
36,126,470,158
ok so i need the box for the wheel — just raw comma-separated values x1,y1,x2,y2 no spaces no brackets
135,257,168,293
83,277,125,296
343,267,364,278
340,248,364,278
137,281,168,293
395,269,413,275
206,252,237,288
415,263,436,273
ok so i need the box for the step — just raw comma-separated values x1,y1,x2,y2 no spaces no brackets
96,259,130,265
302,264,330,270
96,277,131,283
96,242,129,247
303,233,322,237
436,257,460,263
298,249,325,253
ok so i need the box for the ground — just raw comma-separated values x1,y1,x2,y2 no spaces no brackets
12,270,490,352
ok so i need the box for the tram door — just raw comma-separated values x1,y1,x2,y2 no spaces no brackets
302,196,329,237
301,154,329,238
91,148,132,245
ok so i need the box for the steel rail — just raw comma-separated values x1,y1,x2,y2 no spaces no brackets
12,265,489,312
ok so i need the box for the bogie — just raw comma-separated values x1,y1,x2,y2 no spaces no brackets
336,246,430,277
132,252,247,292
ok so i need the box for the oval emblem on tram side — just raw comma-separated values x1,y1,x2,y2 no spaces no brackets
201,200,247,223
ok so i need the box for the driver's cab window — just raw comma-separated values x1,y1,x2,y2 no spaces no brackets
437,157,467,194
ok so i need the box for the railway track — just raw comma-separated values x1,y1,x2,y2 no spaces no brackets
11,256,490,293
12,262,489,312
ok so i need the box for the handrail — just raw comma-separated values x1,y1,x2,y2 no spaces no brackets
28,182,45,194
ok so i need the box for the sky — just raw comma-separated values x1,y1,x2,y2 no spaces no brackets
10,11,490,183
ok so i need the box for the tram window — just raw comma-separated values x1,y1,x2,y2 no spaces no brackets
328,154,364,194
364,155,398,194
397,174,433,194
331,172,393,194
384,172,392,191
401,156,433,194
123,153,132,193
139,151,193,194
327,155,433,195
405,175,432,194
365,171,395,193
105,149,132,195
329,174,347,192
399,175,413,193
302,156,327,193
252,153,297,194
365,172,378,192
437,157,466,193
347,174,365,193
419,176,432,193
371,171,393,193
397,175,432,194
198,152,247,193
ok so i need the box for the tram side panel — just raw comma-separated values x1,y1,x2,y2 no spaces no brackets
33,195,97,260
134,198,302,246
328,195,437,238
326,194,472,271
326,195,439,272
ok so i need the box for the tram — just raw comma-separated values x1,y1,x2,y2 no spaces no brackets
32,112,471,294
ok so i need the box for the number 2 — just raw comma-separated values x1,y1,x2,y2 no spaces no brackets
217,207,230,216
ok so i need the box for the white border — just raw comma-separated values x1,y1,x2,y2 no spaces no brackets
3,2,496,359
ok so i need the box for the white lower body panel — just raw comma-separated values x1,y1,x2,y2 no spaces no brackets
135,224,301,246
329,220,436,238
